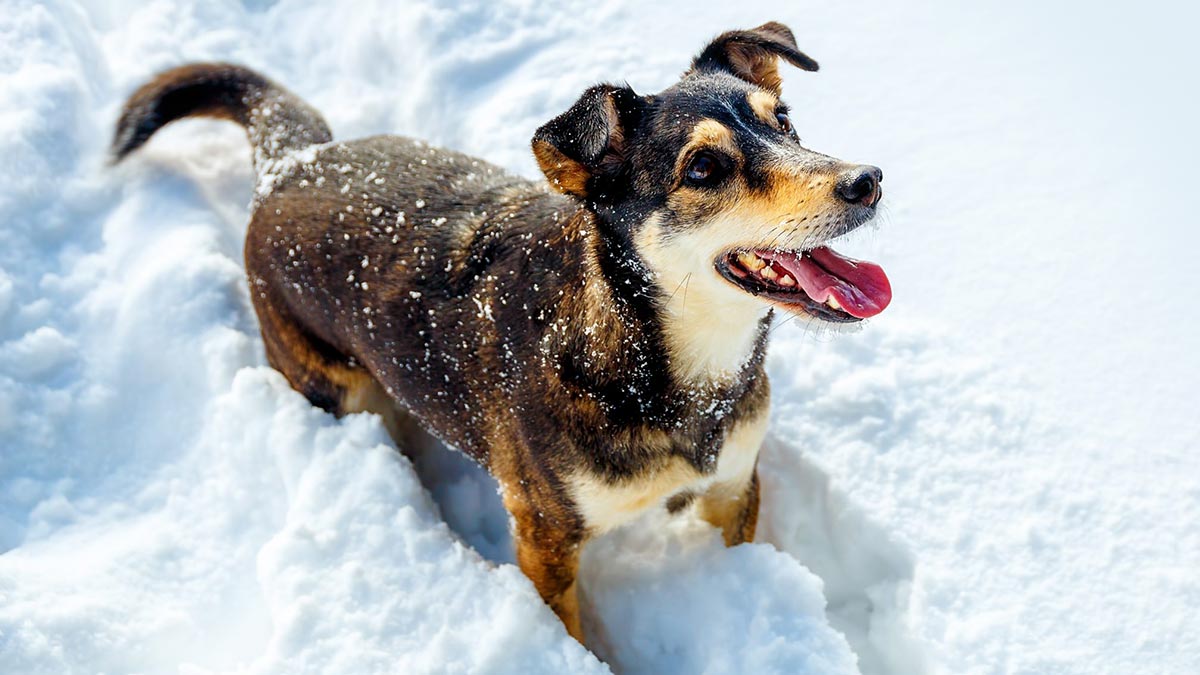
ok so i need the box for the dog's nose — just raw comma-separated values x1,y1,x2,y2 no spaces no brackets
836,165,883,207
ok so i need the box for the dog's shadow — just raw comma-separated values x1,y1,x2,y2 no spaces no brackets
404,424,928,674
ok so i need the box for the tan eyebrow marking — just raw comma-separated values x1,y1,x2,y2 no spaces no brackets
675,119,742,180
690,118,735,147
747,90,779,125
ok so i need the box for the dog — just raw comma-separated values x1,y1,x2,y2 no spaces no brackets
113,21,890,642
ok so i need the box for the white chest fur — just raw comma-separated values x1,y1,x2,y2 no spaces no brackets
568,405,770,534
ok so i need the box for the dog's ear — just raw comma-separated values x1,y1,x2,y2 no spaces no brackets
532,84,643,200
690,22,818,95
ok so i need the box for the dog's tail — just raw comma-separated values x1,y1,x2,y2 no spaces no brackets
112,63,332,168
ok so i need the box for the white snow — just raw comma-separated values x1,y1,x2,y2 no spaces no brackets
2,1,1198,674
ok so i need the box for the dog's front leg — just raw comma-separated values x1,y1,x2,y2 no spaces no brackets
697,469,761,546
697,407,767,546
501,482,588,641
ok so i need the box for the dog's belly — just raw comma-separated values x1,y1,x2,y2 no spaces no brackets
568,406,769,534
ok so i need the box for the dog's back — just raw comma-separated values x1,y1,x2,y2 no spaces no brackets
247,135,594,461
113,64,608,462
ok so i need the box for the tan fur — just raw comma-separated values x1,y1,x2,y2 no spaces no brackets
696,406,768,544
698,470,760,545
747,90,780,125
674,120,741,180
570,406,768,538
728,44,784,95
758,166,839,217
689,119,736,148
339,375,412,444
570,456,702,535
252,282,371,413
499,464,586,641
710,404,769,488
533,139,590,197
555,581,583,640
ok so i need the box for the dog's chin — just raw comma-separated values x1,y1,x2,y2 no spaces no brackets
713,245,892,324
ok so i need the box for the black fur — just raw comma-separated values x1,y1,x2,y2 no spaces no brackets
112,63,331,164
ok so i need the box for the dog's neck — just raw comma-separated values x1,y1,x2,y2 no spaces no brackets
575,209,770,389
615,212,772,385
539,207,770,443
655,282,771,384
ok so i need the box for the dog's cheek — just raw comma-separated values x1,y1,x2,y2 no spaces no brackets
633,213,727,291
661,185,741,234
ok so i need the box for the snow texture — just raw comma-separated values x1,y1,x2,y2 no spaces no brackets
2,1,1198,674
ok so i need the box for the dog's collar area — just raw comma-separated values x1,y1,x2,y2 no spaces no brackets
716,246,891,321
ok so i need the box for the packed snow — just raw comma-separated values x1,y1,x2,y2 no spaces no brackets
2,1,1198,674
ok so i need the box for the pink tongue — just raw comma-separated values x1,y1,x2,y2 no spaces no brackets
763,246,892,318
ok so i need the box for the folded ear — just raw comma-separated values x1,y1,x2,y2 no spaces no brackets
532,84,642,199
690,21,818,95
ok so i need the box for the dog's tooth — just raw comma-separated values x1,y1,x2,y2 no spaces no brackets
827,296,842,310
748,255,767,271
779,274,796,287
760,266,779,280
738,252,759,269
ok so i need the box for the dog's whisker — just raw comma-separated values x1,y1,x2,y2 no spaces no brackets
665,271,692,305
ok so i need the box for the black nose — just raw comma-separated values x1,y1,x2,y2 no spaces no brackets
836,165,883,206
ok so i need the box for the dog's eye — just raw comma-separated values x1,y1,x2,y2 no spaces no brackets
776,112,793,134
685,152,724,186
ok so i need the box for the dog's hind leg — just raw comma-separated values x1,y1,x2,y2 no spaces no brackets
252,291,408,441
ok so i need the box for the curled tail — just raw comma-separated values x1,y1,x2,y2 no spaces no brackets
112,63,332,168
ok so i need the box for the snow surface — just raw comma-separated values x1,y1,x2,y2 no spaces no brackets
2,1,1199,673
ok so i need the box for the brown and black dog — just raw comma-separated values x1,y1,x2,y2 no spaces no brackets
113,21,891,641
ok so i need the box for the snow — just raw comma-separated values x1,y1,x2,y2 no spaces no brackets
2,1,1198,674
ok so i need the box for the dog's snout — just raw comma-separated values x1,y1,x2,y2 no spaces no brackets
836,165,883,207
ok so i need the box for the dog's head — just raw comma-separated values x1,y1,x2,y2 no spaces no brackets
533,21,890,328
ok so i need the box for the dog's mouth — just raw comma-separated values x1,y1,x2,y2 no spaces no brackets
716,246,892,322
